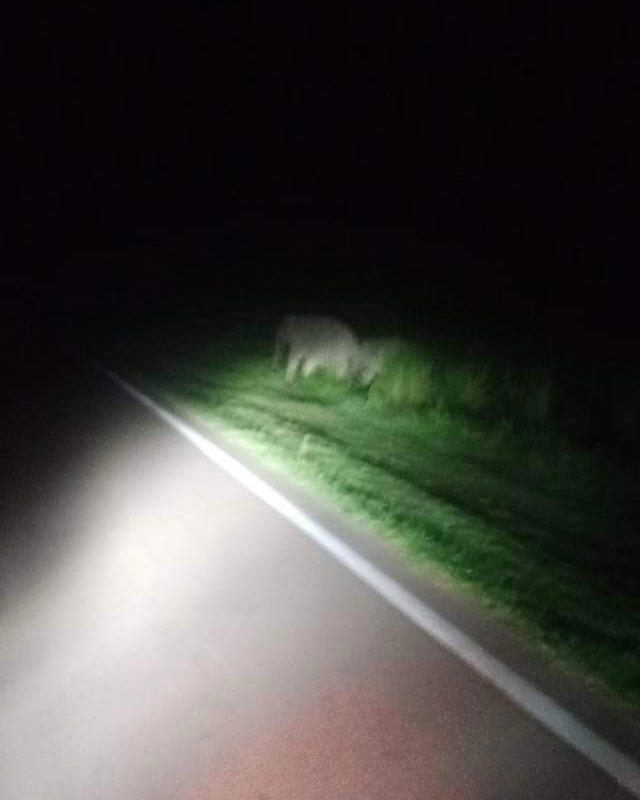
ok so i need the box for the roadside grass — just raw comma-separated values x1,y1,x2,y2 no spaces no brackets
109,324,640,709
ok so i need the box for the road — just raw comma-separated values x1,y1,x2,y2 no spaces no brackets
1,334,639,799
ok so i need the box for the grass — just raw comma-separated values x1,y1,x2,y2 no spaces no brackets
105,319,640,709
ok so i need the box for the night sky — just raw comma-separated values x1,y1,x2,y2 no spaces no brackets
3,4,638,354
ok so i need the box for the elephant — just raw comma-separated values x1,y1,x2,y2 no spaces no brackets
275,315,361,383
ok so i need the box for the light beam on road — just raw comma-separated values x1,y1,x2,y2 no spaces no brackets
108,370,640,799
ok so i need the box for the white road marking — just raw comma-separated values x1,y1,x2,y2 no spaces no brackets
108,370,640,797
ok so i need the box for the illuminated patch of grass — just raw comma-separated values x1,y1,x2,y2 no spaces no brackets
114,337,640,709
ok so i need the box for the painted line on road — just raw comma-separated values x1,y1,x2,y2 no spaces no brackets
109,370,640,797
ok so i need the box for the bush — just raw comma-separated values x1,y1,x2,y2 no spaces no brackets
444,363,493,415
367,345,434,408
498,363,555,425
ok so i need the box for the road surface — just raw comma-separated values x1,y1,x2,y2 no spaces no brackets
1,335,639,799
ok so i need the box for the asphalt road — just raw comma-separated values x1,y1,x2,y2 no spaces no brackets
1,333,639,799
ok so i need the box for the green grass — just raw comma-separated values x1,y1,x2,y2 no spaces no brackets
108,324,640,709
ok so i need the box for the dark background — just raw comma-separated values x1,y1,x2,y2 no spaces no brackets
2,3,638,357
